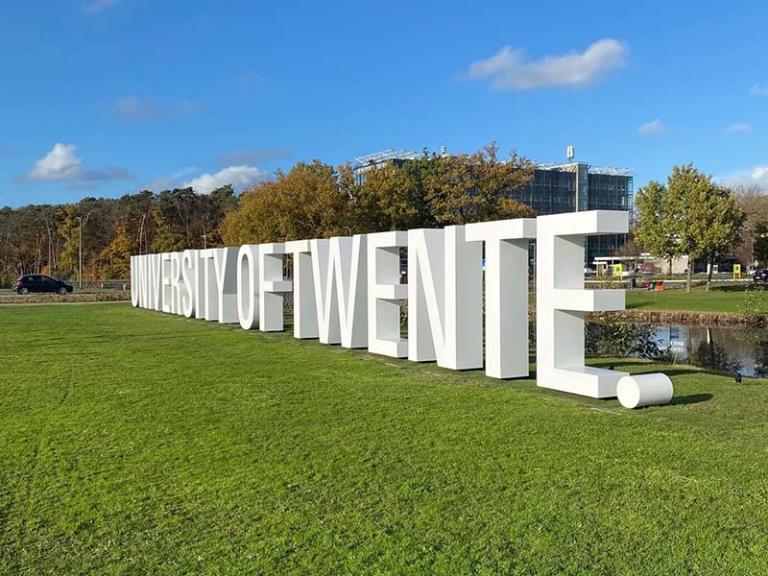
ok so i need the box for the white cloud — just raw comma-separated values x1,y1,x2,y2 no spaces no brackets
750,84,768,97
638,119,665,136
720,165,768,189
27,143,82,181
183,165,266,194
25,143,134,186
724,122,752,134
82,0,120,13
466,38,627,91
752,166,768,179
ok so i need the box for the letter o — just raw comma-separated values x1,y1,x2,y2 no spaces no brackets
237,245,260,330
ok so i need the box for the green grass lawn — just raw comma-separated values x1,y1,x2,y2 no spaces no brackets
2,304,768,575
626,284,768,314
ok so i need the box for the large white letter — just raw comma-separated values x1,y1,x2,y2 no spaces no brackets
237,244,260,330
161,253,173,313
181,250,200,318
199,249,219,321
465,219,536,378
213,248,239,324
311,235,368,348
259,243,292,331
367,231,407,358
150,254,163,312
130,256,140,307
139,255,151,309
536,210,628,398
408,225,482,370
285,240,318,339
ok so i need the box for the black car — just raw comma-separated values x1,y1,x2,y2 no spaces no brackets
13,275,73,295
754,269,768,284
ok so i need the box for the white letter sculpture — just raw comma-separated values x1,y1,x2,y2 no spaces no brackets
259,243,292,332
408,225,482,370
367,231,408,358
466,219,536,379
285,240,318,339
536,210,628,398
130,256,140,307
213,248,239,324
181,250,200,319
129,211,673,408
237,245,260,330
311,235,368,348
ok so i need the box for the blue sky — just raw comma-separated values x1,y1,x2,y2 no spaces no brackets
1,0,767,207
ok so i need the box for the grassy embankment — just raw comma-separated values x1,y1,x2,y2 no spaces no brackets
625,284,768,314
1,303,767,575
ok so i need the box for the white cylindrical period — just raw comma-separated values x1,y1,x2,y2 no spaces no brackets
617,373,673,409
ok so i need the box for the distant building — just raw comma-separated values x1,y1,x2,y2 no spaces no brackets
352,147,633,265
352,149,422,186
513,160,633,265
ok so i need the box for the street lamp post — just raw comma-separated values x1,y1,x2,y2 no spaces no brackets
76,216,83,289
76,212,93,290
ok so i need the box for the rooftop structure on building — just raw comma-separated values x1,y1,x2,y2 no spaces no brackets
351,145,633,264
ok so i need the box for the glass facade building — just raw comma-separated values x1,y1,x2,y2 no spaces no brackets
509,163,633,265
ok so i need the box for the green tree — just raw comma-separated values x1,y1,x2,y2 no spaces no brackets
634,180,680,274
669,165,745,292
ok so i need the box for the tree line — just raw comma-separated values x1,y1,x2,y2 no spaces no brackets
0,144,535,287
220,144,534,245
633,164,768,291
0,187,237,287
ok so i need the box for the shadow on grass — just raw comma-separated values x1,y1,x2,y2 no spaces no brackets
712,284,751,293
669,393,713,406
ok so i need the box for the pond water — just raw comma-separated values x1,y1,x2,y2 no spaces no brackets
650,324,767,377
583,321,768,378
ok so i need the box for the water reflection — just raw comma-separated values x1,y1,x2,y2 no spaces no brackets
583,321,767,377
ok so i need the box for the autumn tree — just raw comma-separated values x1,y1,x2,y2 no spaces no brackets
753,220,768,266
422,144,535,225
222,161,355,245
356,160,435,231
97,223,133,279
0,188,236,287
355,143,535,231
733,185,768,267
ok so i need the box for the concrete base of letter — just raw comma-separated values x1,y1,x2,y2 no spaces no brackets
616,373,673,409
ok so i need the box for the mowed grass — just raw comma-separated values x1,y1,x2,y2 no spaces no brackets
2,305,768,575
626,284,766,313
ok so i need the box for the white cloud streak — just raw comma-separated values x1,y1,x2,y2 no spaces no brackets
638,119,665,136
115,95,155,120
183,165,266,194
114,95,202,120
720,165,768,189
467,38,627,91
724,122,752,134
